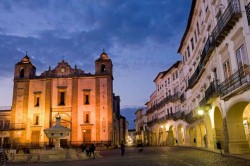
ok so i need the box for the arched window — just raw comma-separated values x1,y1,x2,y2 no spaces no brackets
20,68,25,78
101,64,106,73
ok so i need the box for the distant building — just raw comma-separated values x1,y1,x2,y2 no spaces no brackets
127,129,136,146
134,108,148,145
0,51,127,148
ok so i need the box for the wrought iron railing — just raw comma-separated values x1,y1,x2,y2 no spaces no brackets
188,0,241,89
219,65,250,97
173,111,181,120
188,63,205,88
200,80,219,106
0,123,25,131
180,93,185,103
200,36,214,65
185,111,197,124
146,93,180,113
211,0,241,46
246,2,250,24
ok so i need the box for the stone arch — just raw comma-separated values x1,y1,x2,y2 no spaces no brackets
185,126,191,146
189,126,196,146
166,125,175,145
195,120,206,147
226,101,250,154
177,124,184,145
204,113,213,148
213,107,223,149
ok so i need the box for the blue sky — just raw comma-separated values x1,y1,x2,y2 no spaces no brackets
0,0,191,129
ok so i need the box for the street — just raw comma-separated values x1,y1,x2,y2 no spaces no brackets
6,146,250,166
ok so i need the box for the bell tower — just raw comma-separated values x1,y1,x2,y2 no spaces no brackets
14,55,36,79
95,51,113,76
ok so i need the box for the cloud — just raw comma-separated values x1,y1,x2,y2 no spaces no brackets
0,0,192,110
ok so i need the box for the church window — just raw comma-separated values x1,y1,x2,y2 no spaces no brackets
33,115,39,125
20,68,25,78
85,95,89,104
83,90,91,105
85,114,89,123
33,92,41,107
101,64,106,72
35,97,40,107
59,91,65,106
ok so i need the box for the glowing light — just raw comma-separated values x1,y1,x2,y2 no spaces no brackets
198,109,204,116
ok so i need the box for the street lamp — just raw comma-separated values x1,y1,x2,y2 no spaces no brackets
198,109,204,116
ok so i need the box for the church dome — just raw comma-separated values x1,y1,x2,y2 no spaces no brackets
99,51,109,59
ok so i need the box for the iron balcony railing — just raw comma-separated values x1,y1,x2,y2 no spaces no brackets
199,80,219,106
246,2,250,24
188,63,205,88
173,111,181,120
180,93,185,103
211,0,241,47
188,0,241,90
146,93,181,114
0,123,25,131
185,111,198,124
200,36,214,66
219,65,250,97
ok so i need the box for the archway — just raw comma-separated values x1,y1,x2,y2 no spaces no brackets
177,125,184,145
185,126,191,146
195,121,206,147
166,126,175,145
227,102,250,154
214,107,223,149
203,113,213,148
189,127,196,146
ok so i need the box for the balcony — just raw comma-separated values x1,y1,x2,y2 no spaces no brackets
157,116,167,124
185,111,197,124
188,64,205,88
199,80,219,106
246,2,250,25
0,123,25,131
180,93,185,103
211,0,241,47
219,65,250,99
170,93,180,102
200,36,214,66
173,111,182,120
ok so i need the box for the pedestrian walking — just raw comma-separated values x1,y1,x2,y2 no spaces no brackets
89,143,96,159
120,141,125,156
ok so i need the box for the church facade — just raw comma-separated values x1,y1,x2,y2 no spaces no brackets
9,52,114,146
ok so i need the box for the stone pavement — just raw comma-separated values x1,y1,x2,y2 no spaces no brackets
5,146,250,166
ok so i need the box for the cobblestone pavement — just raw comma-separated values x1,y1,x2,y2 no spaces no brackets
6,146,250,166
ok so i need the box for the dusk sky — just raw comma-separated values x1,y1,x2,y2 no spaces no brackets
0,0,191,128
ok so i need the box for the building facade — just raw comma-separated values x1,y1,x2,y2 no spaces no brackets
1,51,121,147
136,0,250,154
